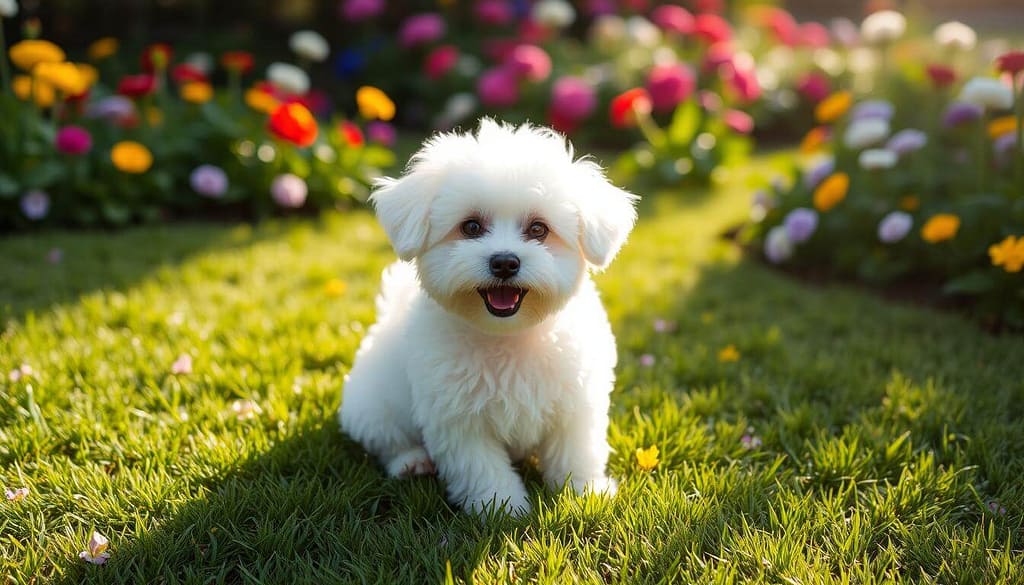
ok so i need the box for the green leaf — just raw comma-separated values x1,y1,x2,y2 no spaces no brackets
22,161,66,189
943,270,996,296
668,100,701,146
0,173,18,198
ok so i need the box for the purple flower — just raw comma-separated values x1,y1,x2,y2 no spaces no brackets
366,121,396,146
639,354,656,367
942,102,983,128
271,174,308,208
886,129,927,156
764,226,793,264
20,190,50,220
741,434,762,449
190,165,228,198
877,211,913,243
340,0,385,21
399,13,446,48
84,95,135,123
803,158,835,189
783,208,818,243
987,500,1006,515
993,132,1017,162
55,125,93,155
851,99,894,122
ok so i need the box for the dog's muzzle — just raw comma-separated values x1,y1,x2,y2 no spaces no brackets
478,286,527,317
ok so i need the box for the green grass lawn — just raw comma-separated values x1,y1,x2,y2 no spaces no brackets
2,156,1022,584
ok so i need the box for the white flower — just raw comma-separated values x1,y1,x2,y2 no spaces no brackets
0,0,17,18
764,226,794,264
20,190,50,221
933,21,976,51
437,92,477,128
531,0,575,29
859,148,898,170
184,51,213,75
625,16,661,48
877,211,913,243
289,30,330,63
590,15,626,49
266,62,310,95
958,77,1013,110
843,118,890,150
861,10,906,45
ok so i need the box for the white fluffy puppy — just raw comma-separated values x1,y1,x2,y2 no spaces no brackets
339,119,637,516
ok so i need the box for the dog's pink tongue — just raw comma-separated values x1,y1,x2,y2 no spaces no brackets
487,287,520,310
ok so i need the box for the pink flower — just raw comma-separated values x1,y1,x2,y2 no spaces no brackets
694,13,731,44
55,125,93,155
506,44,551,82
5,487,29,501
549,76,596,132
723,109,754,134
340,0,385,22
722,60,761,104
645,63,696,113
639,354,656,367
796,72,831,103
424,45,458,79
698,90,723,112
702,42,735,73
171,353,193,375
763,7,799,46
474,0,514,26
79,531,111,565
366,121,396,146
800,22,831,48
477,66,519,107
651,5,694,35
271,174,308,208
399,13,446,48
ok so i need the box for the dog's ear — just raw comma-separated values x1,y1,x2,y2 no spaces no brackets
575,165,639,270
370,173,437,261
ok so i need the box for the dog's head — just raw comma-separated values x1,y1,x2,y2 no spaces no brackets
371,119,638,333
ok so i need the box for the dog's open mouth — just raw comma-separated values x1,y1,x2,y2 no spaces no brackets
478,286,528,318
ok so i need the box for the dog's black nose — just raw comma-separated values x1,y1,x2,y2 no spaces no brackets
489,253,520,279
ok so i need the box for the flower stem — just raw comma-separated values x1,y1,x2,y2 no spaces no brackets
0,18,10,93
976,116,988,194
1015,74,1023,191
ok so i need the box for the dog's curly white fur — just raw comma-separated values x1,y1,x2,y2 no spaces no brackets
338,120,637,516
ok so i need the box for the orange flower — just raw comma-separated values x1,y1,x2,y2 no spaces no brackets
180,81,213,104
920,214,960,243
800,126,830,154
111,141,153,174
814,90,852,123
989,235,1024,273
12,75,55,107
987,116,1018,139
340,120,365,148
221,51,255,74
87,37,118,61
356,86,396,121
268,102,318,147
245,85,279,114
610,88,652,128
813,172,849,212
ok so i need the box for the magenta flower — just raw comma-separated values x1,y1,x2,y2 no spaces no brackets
190,165,228,198
651,5,694,35
723,60,761,104
796,72,831,103
724,109,754,134
942,102,983,128
340,0,385,22
474,0,513,26
399,13,446,48
645,63,696,113
877,211,912,243
20,190,50,221
477,66,519,107
551,76,596,122
424,45,458,80
367,121,396,146
783,208,818,243
55,125,93,155
271,174,308,208
506,45,551,82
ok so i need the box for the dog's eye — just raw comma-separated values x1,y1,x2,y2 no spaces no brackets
526,221,549,241
461,219,484,238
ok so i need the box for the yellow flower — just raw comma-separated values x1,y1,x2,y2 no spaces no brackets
799,126,829,154
12,74,55,107
989,235,1024,273
717,344,740,363
111,141,153,174
88,37,119,61
356,86,395,121
245,86,279,114
180,81,214,104
813,172,849,212
8,39,65,71
33,61,87,95
324,278,347,297
899,195,920,211
921,214,960,243
814,91,852,124
75,63,99,90
635,445,659,471
987,116,1018,139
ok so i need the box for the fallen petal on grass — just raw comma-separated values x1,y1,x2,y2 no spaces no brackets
170,354,193,375
79,531,111,565
5,487,29,501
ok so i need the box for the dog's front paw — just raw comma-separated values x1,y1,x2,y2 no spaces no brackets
572,476,618,498
386,446,436,478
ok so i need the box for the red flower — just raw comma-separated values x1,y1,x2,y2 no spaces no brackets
995,51,1024,76
221,51,255,74
926,64,956,88
117,74,157,98
609,88,652,128
141,43,173,72
340,121,364,148
425,45,459,80
693,13,731,44
171,64,208,84
268,103,319,147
